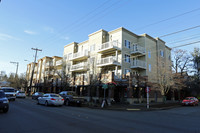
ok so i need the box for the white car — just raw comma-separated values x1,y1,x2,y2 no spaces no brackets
0,87,16,101
16,91,26,98
37,93,64,106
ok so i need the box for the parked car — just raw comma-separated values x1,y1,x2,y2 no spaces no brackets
37,93,64,106
16,91,26,98
0,87,16,101
0,90,9,113
32,92,44,100
59,91,85,106
182,97,199,106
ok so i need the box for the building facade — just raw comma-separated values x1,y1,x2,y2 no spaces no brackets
63,27,172,103
26,56,63,94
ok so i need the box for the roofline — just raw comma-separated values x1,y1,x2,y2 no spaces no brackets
78,40,89,46
88,29,107,37
64,42,78,48
108,27,139,38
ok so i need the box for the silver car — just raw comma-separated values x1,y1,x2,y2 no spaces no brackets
37,93,64,106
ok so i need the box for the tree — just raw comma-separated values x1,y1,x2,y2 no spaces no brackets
172,49,192,100
191,47,200,78
172,49,192,74
156,57,174,102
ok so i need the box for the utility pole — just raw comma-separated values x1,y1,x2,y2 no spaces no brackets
10,61,19,78
29,48,42,96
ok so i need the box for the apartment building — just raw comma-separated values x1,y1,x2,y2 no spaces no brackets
63,27,171,103
26,56,63,93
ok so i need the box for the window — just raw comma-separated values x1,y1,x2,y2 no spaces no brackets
125,69,130,74
125,54,130,63
149,64,151,72
68,53,72,59
90,44,95,52
125,40,130,49
148,51,151,58
168,55,171,60
160,50,164,57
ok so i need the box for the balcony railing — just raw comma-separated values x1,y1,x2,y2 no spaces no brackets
131,45,145,55
97,40,119,53
97,56,120,67
46,62,53,67
55,69,62,75
45,71,54,75
70,62,88,71
69,50,89,61
131,60,146,69
56,60,62,66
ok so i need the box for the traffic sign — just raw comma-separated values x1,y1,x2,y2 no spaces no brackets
145,87,151,93
102,84,108,89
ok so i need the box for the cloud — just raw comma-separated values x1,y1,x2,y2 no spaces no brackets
43,27,54,33
0,33,20,41
24,30,37,35
62,36,70,40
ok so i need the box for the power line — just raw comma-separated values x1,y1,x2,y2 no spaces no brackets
39,0,122,45
42,0,128,48
159,25,200,38
171,40,200,49
134,7,200,31
167,33,200,44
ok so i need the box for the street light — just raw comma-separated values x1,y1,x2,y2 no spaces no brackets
10,61,19,78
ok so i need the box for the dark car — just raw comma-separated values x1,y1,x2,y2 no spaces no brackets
59,91,85,106
0,90,9,113
32,92,44,100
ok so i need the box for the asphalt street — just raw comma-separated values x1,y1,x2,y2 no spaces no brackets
0,98,200,133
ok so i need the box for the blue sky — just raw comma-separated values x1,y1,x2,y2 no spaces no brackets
0,0,200,75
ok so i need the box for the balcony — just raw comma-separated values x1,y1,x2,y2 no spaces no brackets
97,56,120,67
70,62,88,72
131,60,146,69
97,40,120,54
131,45,145,56
55,69,62,76
56,60,62,66
69,50,89,61
45,71,54,76
46,62,53,68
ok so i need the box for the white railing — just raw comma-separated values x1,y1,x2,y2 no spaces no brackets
45,71,54,75
33,74,37,79
132,60,146,69
97,56,118,65
98,40,119,51
70,62,88,71
56,60,62,66
69,50,89,60
46,62,53,67
131,44,145,54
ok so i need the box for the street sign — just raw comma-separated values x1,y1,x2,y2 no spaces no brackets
102,84,108,89
145,87,151,93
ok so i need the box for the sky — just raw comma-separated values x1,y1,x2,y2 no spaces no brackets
0,0,200,75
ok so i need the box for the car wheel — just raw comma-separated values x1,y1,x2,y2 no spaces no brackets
3,108,9,113
45,101,49,106
65,100,70,106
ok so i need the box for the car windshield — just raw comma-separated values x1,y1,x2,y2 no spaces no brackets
67,92,77,96
2,88,15,92
50,94,59,97
0,91,6,98
185,98,193,100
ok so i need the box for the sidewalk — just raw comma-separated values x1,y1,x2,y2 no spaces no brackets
86,101,182,111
